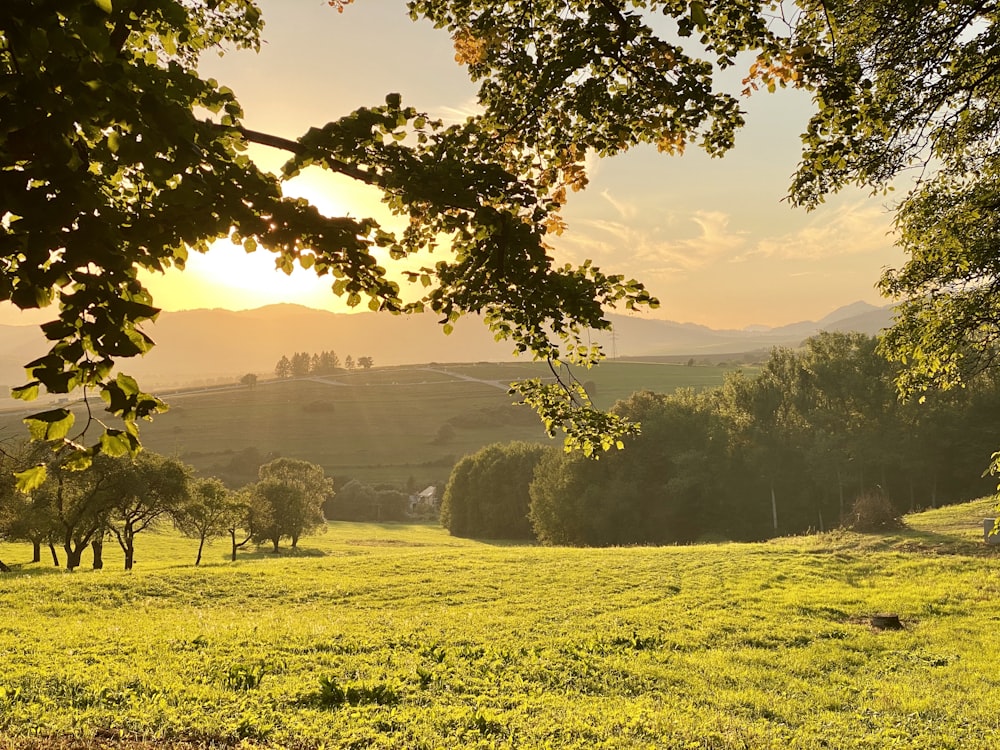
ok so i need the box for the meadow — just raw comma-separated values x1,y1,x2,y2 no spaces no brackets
1,498,999,749
0,361,740,487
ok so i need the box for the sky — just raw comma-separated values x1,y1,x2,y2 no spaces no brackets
5,1,907,330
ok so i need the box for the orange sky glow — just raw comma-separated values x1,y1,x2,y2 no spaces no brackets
3,1,908,331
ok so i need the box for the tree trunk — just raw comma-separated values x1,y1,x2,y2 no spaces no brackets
196,535,205,566
65,545,83,571
837,468,845,523
271,537,280,553
124,544,134,571
49,543,59,567
230,530,238,562
92,539,104,570
770,483,778,533
291,533,299,549
31,540,41,563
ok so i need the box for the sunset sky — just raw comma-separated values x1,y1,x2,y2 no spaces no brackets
7,1,907,330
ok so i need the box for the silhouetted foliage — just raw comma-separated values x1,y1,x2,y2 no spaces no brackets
527,333,1000,546
442,442,550,540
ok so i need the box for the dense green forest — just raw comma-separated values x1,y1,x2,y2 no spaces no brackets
443,333,1000,545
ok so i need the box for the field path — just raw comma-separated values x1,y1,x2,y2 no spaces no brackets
418,366,511,391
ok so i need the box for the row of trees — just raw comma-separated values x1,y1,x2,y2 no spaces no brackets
442,333,1000,546
274,352,374,379
0,452,332,572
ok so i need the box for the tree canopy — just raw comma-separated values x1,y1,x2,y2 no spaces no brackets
0,0,658,483
3,0,998,482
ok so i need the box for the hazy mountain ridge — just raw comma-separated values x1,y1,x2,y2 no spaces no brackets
0,302,895,389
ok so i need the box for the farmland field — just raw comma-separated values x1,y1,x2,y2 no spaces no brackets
0,361,740,487
1,498,999,748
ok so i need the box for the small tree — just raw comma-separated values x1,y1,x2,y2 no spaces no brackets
357,356,374,370
106,453,190,571
173,477,244,566
251,458,331,551
0,441,59,567
240,373,258,389
42,456,122,571
227,489,257,562
845,490,901,533
319,350,341,373
290,352,311,378
274,356,292,379
344,355,355,372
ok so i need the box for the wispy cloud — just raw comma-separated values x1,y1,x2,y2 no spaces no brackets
600,190,638,220
433,98,483,124
744,200,896,260
555,210,749,275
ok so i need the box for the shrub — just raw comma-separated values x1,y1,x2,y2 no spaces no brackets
845,490,901,532
441,442,550,540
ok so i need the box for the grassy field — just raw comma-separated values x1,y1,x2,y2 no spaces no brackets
1,498,999,748
0,361,738,487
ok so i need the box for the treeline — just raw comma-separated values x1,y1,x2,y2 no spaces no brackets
441,333,1000,545
274,351,373,378
0,451,333,572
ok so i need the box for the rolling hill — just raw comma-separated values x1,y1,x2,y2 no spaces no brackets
0,301,894,390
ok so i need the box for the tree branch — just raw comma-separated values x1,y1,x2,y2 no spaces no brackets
595,0,633,37
220,124,384,188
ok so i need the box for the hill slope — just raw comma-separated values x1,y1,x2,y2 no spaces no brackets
0,302,895,389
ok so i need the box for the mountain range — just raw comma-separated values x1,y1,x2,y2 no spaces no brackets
0,301,894,389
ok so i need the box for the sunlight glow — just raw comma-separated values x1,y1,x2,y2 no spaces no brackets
140,169,417,314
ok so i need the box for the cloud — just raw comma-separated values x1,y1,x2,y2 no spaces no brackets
554,210,749,275
744,200,896,261
434,98,484,123
600,190,638,220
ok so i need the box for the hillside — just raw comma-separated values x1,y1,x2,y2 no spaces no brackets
0,302,894,390
0,498,997,749
0,361,737,487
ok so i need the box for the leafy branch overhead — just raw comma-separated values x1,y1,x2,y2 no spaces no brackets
3,0,998,484
0,0,660,482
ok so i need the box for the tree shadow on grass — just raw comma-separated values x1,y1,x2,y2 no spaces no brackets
0,560,69,577
867,524,999,558
223,545,328,563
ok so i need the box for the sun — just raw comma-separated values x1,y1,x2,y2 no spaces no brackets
140,170,403,313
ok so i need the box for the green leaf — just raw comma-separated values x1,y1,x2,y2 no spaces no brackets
690,1,708,29
64,451,94,471
116,373,140,396
14,465,47,493
24,408,75,441
100,429,133,457
93,0,113,13
11,383,40,401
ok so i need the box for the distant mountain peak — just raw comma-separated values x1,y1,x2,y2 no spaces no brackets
817,301,883,328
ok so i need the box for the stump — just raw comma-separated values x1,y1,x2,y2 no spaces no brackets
871,613,903,630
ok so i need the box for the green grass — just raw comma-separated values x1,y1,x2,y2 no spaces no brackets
0,362,736,487
2,500,999,748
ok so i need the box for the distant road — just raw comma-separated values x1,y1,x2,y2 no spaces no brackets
418,367,511,391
